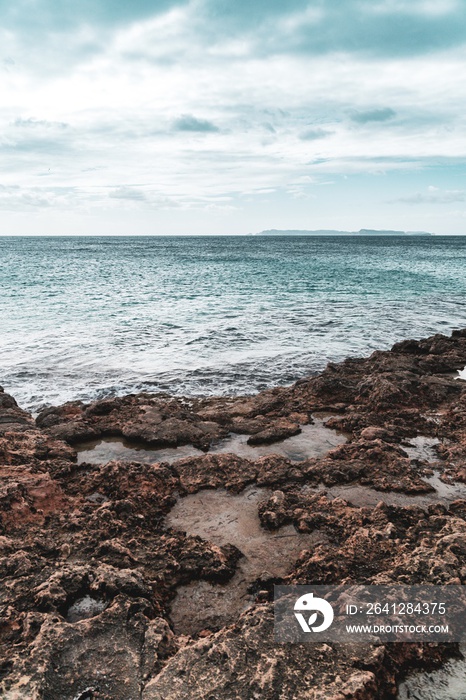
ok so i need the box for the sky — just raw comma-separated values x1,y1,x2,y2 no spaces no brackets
1,0,466,235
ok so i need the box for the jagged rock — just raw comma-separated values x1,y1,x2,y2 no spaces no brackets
1,328,466,697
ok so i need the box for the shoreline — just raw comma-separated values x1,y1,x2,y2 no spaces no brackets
3,234,466,417
1,329,466,698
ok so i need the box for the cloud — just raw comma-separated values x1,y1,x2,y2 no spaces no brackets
198,0,466,59
299,128,332,141
0,0,466,234
0,136,71,156
201,0,311,30
109,186,147,200
0,184,76,210
3,0,466,82
396,186,466,204
350,108,396,123
172,114,220,133
0,0,185,32
13,117,68,129
363,0,460,18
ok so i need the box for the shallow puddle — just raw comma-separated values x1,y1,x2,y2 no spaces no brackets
297,435,466,508
210,421,346,461
304,472,466,508
315,435,464,507
76,424,466,636
76,438,204,465
76,419,346,465
398,646,466,700
402,436,441,463
165,486,322,635
423,472,466,504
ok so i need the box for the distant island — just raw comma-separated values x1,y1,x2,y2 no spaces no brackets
252,229,433,236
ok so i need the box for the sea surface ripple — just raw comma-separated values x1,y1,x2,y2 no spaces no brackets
1,235,465,411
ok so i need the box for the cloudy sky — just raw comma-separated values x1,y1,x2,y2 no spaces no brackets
1,0,466,235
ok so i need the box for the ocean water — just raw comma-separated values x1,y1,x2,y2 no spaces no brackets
1,235,465,412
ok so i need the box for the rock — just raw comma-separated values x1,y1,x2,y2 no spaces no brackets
141,606,437,700
2,328,466,697
247,419,301,445
3,599,177,700
0,388,36,436
173,453,258,493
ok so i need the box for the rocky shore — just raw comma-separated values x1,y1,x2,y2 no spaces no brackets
1,329,466,699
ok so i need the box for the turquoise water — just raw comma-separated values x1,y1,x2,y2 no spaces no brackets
1,235,465,411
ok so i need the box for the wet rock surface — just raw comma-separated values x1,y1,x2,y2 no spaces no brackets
1,330,466,698
165,486,322,636
76,419,346,466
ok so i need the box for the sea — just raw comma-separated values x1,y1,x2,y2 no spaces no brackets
1,235,465,413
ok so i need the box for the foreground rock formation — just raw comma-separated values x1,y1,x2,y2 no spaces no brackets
1,329,466,699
